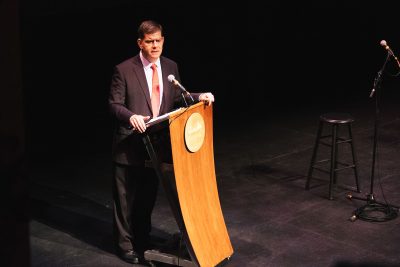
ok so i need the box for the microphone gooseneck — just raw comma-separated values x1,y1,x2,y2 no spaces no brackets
167,74,194,105
379,40,400,68
168,75,186,91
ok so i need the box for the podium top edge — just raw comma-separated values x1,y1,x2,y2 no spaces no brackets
146,102,209,128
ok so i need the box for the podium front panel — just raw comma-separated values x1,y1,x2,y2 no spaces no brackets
169,102,233,267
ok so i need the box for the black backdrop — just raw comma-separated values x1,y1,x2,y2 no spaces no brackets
20,1,400,158
3,2,398,266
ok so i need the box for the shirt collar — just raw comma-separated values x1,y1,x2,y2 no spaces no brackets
139,51,160,70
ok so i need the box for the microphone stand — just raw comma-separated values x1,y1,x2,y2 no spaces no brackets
181,92,189,107
180,90,194,108
347,52,399,222
170,78,194,108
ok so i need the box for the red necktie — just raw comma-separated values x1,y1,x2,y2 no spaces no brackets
151,63,160,118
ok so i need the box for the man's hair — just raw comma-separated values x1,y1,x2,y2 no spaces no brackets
138,20,163,39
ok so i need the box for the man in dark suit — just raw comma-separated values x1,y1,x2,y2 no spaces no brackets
108,20,214,264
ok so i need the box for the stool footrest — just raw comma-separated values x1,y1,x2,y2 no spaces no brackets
311,164,355,174
335,164,356,172
319,138,352,147
312,159,354,167
311,160,356,171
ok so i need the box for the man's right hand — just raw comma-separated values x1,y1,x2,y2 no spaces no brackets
129,114,151,133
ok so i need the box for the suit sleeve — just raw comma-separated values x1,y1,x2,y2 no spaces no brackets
109,66,134,127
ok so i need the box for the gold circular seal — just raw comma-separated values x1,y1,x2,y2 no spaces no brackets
184,112,205,153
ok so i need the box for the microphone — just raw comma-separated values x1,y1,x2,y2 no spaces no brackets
370,40,400,98
379,39,400,69
380,40,395,56
167,74,194,103
168,75,187,92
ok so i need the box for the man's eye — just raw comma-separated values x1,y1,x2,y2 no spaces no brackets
145,40,161,44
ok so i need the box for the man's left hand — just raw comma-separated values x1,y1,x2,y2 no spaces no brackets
199,92,215,106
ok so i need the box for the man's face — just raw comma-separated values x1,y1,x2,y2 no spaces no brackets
137,31,164,63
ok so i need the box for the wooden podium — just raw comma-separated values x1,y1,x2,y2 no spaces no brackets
142,102,234,267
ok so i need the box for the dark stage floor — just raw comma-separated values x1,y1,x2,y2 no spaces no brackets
29,92,400,267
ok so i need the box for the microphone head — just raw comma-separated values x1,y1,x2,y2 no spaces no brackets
380,40,387,47
167,74,175,82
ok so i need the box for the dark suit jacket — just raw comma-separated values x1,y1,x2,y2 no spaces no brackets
109,55,201,165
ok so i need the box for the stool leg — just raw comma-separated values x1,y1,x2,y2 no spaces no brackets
348,124,361,193
306,121,323,190
329,124,338,200
333,126,339,186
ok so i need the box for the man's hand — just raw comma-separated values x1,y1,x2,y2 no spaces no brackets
199,92,215,106
129,114,151,133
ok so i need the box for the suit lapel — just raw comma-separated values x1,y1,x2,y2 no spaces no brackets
131,56,152,110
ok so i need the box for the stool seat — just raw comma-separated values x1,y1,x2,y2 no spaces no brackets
305,112,361,200
320,113,354,124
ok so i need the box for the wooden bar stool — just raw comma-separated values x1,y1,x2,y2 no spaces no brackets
305,113,361,200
